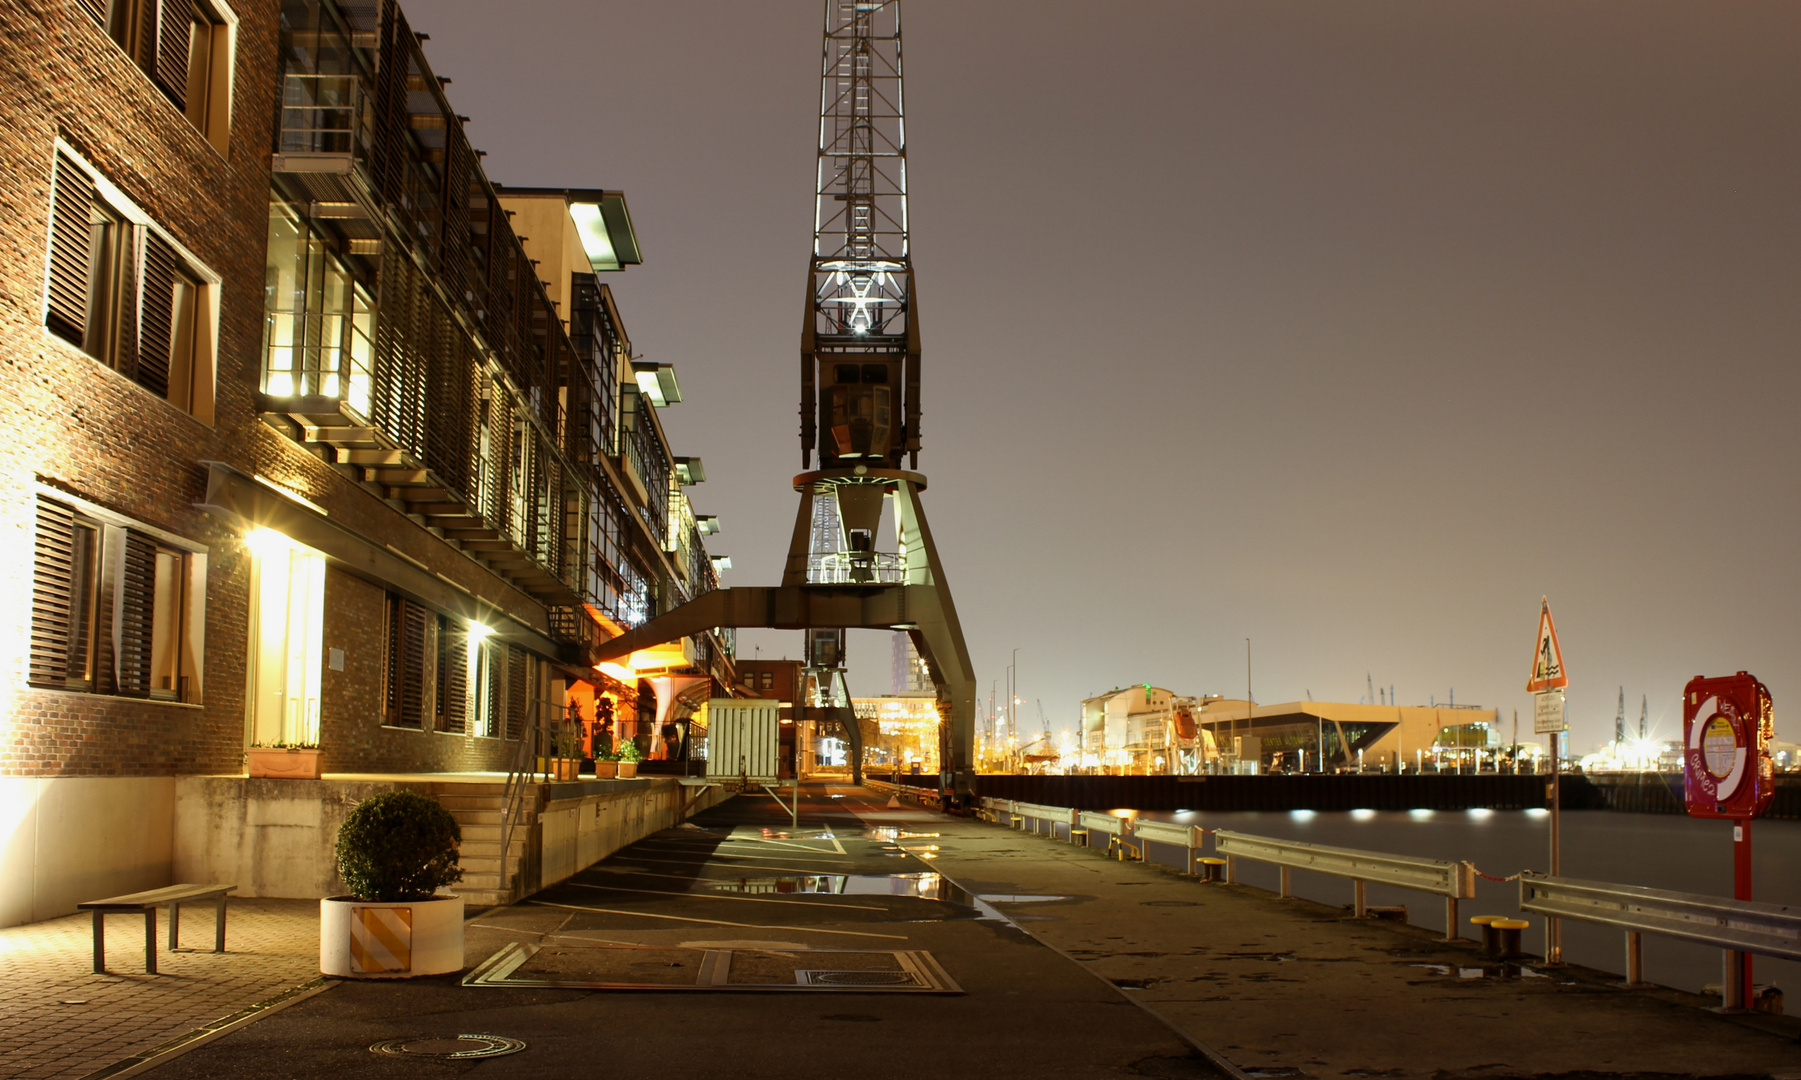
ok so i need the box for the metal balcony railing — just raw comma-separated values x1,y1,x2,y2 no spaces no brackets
806,552,904,585
275,74,372,167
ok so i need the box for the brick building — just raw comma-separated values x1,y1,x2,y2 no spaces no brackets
0,0,732,926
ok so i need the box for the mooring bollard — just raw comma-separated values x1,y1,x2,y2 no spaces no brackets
1492,918,1530,959
1470,915,1502,956
1198,857,1227,884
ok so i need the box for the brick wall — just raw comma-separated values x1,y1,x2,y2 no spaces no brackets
0,0,559,780
318,568,516,774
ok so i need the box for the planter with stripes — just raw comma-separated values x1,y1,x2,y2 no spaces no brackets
319,895,464,978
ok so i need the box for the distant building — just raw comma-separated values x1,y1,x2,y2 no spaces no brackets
891,632,931,693
1075,689,1502,774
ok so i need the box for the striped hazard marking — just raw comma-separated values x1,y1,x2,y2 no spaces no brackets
351,906,412,974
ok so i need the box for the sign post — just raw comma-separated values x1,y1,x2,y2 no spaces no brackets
1681,671,1773,1010
1525,598,1569,963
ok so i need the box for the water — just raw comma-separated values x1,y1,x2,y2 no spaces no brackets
1124,807,1801,996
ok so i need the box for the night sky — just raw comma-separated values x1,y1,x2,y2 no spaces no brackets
408,1,1800,752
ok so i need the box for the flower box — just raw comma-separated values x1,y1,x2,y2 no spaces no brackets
247,747,323,779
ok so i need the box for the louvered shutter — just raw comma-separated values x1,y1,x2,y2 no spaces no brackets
116,532,157,697
112,225,141,379
436,615,466,733
29,498,77,688
45,154,94,346
504,645,528,740
71,0,106,28
151,0,191,110
402,602,428,727
137,232,178,398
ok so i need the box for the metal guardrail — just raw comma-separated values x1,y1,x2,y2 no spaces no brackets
1519,872,1801,1003
1078,810,1128,836
1214,829,1474,937
1129,819,1207,874
1213,831,1475,898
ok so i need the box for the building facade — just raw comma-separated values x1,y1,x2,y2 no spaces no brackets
0,0,730,926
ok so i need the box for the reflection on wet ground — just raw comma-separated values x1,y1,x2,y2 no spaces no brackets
1409,962,1549,980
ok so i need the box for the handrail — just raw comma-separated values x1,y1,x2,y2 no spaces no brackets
495,695,552,893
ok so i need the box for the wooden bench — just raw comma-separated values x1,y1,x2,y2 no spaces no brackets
77,883,236,975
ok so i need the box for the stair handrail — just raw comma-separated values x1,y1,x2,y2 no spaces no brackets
495,693,548,893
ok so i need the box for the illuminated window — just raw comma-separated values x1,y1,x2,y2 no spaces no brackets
29,492,203,701
261,199,373,414
73,0,236,151
247,529,326,747
45,149,219,421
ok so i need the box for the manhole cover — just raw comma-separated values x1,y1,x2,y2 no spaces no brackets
370,1034,525,1059
1141,900,1200,907
797,969,919,986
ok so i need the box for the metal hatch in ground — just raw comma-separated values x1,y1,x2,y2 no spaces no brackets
462,942,961,994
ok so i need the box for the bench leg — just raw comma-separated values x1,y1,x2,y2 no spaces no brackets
169,902,180,951
214,896,227,953
92,911,106,975
144,910,157,975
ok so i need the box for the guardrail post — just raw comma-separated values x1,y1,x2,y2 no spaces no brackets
1279,866,1292,899
1226,854,1238,885
1353,880,1367,918
1624,931,1643,986
1723,950,1747,1010
1443,897,1458,942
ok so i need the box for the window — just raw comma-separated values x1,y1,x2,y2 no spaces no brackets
435,614,467,733
261,199,373,412
29,492,203,701
73,0,235,150
246,527,325,747
761,672,774,691
382,595,429,729
45,149,218,421
473,640,499,738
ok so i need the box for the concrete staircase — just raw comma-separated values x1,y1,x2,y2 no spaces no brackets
431,782,538,909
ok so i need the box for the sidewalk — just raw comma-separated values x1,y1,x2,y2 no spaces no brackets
0,900,321,1080
49,785,1801,1080
921,806,1801,1079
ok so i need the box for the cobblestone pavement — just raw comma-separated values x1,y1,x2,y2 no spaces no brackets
0,900,323,1080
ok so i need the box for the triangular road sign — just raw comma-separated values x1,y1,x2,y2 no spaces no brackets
1526,597,1569,692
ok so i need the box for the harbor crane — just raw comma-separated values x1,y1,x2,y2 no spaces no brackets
594,0,976,803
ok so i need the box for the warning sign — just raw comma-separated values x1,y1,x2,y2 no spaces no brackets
1533,690,1565,734
350,906,412,974
1525,598,1569,693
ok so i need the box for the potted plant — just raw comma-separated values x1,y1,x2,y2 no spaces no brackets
615,739,642,779
246,741,323,779
592,736,618,780
552,723,581,781
320,790,465,979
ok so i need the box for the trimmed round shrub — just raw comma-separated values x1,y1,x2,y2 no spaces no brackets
335,790,463,902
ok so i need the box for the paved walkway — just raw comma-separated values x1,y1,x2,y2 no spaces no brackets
0,900,320,1080
920,807,1801,1079
23,786,1801,1079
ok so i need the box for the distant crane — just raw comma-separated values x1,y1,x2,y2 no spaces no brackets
591,0,976,802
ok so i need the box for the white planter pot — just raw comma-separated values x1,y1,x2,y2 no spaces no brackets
320,895,464,978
